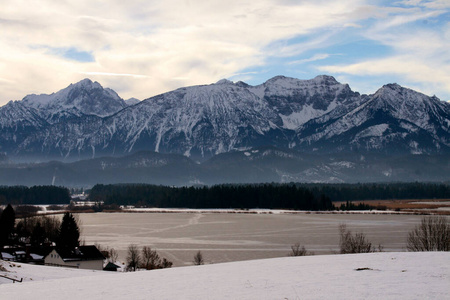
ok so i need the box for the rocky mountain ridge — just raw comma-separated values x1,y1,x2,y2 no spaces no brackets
1,75,449,162
21,78,127,123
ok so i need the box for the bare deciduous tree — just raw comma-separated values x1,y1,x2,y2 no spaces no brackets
140,246,173,270
126,244,141,271
193,251,204,265
109,248,119,262
289,243,309,256
160,258,173,269
142,246,160,270
406,216,450,251
339,224,378,254
95,244,120,263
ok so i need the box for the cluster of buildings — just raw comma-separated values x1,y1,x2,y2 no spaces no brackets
1,245,119,271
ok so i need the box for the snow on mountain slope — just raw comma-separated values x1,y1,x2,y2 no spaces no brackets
1,75,449,161
295,83,450,154
249,75,361,129
370,84,450,138
1,252,448,299
21,78,127,122
94,79,282,158
0,101,47,153
0,101,46,130
88,75,361,159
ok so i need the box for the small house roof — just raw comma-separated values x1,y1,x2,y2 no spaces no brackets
49,246,105,262
1,252,13,260
103,262,121,271
30,253,44,260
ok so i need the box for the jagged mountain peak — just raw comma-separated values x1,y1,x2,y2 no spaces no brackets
371,82,447,110
21,78,127,122
264,75,289,83
312,74,339,84
375,83,413,97
70,78,100,88
259,75,354,102
1,75,449,163
125,97,141,106
215,78,234,85
262,74,340,87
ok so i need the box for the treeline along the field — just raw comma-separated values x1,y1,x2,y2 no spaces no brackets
300,182,450,202
0,186,71,205
89,184,334,210
89,182,450,209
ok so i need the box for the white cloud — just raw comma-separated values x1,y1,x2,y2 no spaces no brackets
0,0,368,103
81,72,149,79
289,53,331,65
396,0,450,9
318,2,450,100
0,0,449,103
319,53,450,99
371,9,444,32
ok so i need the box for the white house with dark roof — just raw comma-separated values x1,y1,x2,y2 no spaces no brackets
44,246,105,270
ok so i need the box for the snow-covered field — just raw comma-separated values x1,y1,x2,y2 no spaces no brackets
1,252,448,299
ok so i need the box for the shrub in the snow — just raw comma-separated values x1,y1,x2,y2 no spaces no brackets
193,251,204,265
406,216,449,251
339,224,379,254
289,243,312,256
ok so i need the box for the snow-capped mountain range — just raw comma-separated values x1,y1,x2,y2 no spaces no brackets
1,76,449,162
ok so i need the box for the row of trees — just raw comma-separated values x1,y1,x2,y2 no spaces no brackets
290,216,449,256
338,216,449,253
1,182,447,207
89,184,334,210
301,182,450,202
0,186,71,205
89,182,450,210
126,244,173,271
16,214,62,247
337,201,379,211
0,203,80,250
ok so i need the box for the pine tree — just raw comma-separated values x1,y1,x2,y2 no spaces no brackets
31,221,46,247
57,212,80,249
0,204,15,247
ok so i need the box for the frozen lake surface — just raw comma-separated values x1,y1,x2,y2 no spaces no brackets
78,212,427,267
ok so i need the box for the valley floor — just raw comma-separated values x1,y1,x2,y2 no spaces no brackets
1,252,448,299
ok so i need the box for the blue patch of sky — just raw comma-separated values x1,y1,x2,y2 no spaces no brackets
424,11,450,31
60,47,95,62
317,39,392,63
29,45,95,62
228,3,449,94
34,46,95,62
232,27,392,86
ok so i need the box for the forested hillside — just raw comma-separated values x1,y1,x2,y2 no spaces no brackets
0,186,71,205
301,182,450,202
88,182,450,210
89,184,334,210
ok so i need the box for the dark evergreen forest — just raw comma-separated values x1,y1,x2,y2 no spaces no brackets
89,184,334,210
89,182,450,210
0,186,71,205
0,182,448,210
300,182,450,202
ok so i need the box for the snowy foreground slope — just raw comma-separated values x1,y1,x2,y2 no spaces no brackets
1,252,449,299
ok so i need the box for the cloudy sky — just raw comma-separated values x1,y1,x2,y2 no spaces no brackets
0,0,449,106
